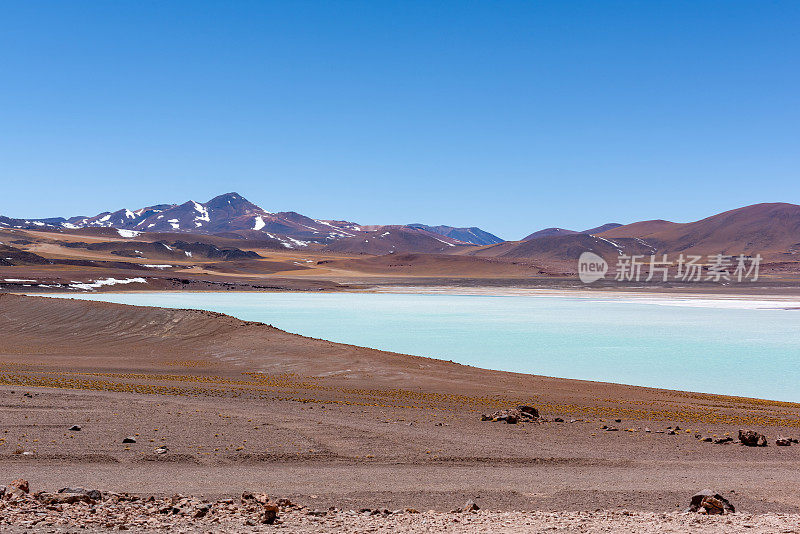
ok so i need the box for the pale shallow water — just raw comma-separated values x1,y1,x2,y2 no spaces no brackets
56,291,800,402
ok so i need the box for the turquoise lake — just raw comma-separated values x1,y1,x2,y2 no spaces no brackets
59,291,800,402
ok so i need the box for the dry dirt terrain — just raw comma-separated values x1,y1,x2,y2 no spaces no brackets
2,293,800,532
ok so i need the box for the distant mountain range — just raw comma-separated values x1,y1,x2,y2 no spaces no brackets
472,203,800,264
3,194,799,261
0,192,503,250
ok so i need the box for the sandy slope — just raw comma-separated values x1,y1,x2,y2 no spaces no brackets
2,293,800,531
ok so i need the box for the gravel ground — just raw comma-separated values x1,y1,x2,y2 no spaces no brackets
273,510,800,533
2,480,799,534
4,507,800,533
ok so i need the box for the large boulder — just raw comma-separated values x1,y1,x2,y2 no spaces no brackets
517,405,539,419
686,489,735,514
9,479,28,494
481,405,539,424
6,479,29,499
738,429,767,447
240,491,278,524
462,499,480,512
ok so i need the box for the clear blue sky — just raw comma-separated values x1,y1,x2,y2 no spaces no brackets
1,1,798,240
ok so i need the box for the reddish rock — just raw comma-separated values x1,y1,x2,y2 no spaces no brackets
38,492,95,505
261,504,279,524
687,489,735,514
481,406,539,424
738,429,767,447
462,500,480,513
9,479,29,494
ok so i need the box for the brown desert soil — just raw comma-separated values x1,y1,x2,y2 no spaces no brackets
2,293,800,532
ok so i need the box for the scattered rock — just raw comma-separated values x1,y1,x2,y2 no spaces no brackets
686,489,735,514
0,483,296,528
277,497,296,508
480,405,539,424
38,492,95,505
518,405,539,418
738,429,767,447
58,487,102,501
240,492,278,524
23,392,32,398
775,437,792,446
614,419,622,423
122,436,137,444
605,426,619,432
644,427,651,433
193,503,212,518
667,429,676,435
714,437,733,444
241,491,271,506
553,417,564,423
155,446,169,454
10,479,29,494
462,499,480,513
68,425,82,431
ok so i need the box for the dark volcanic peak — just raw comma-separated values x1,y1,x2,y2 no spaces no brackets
598,220,678,238
582,223,623,235
407,224,504,246
204,192,263,215
522,228,578,240
522,223,622,241
323,225,470,255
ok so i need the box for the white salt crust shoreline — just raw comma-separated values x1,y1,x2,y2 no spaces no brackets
368,286,800,309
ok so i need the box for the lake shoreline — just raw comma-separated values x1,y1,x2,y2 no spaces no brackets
45,289,800,402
